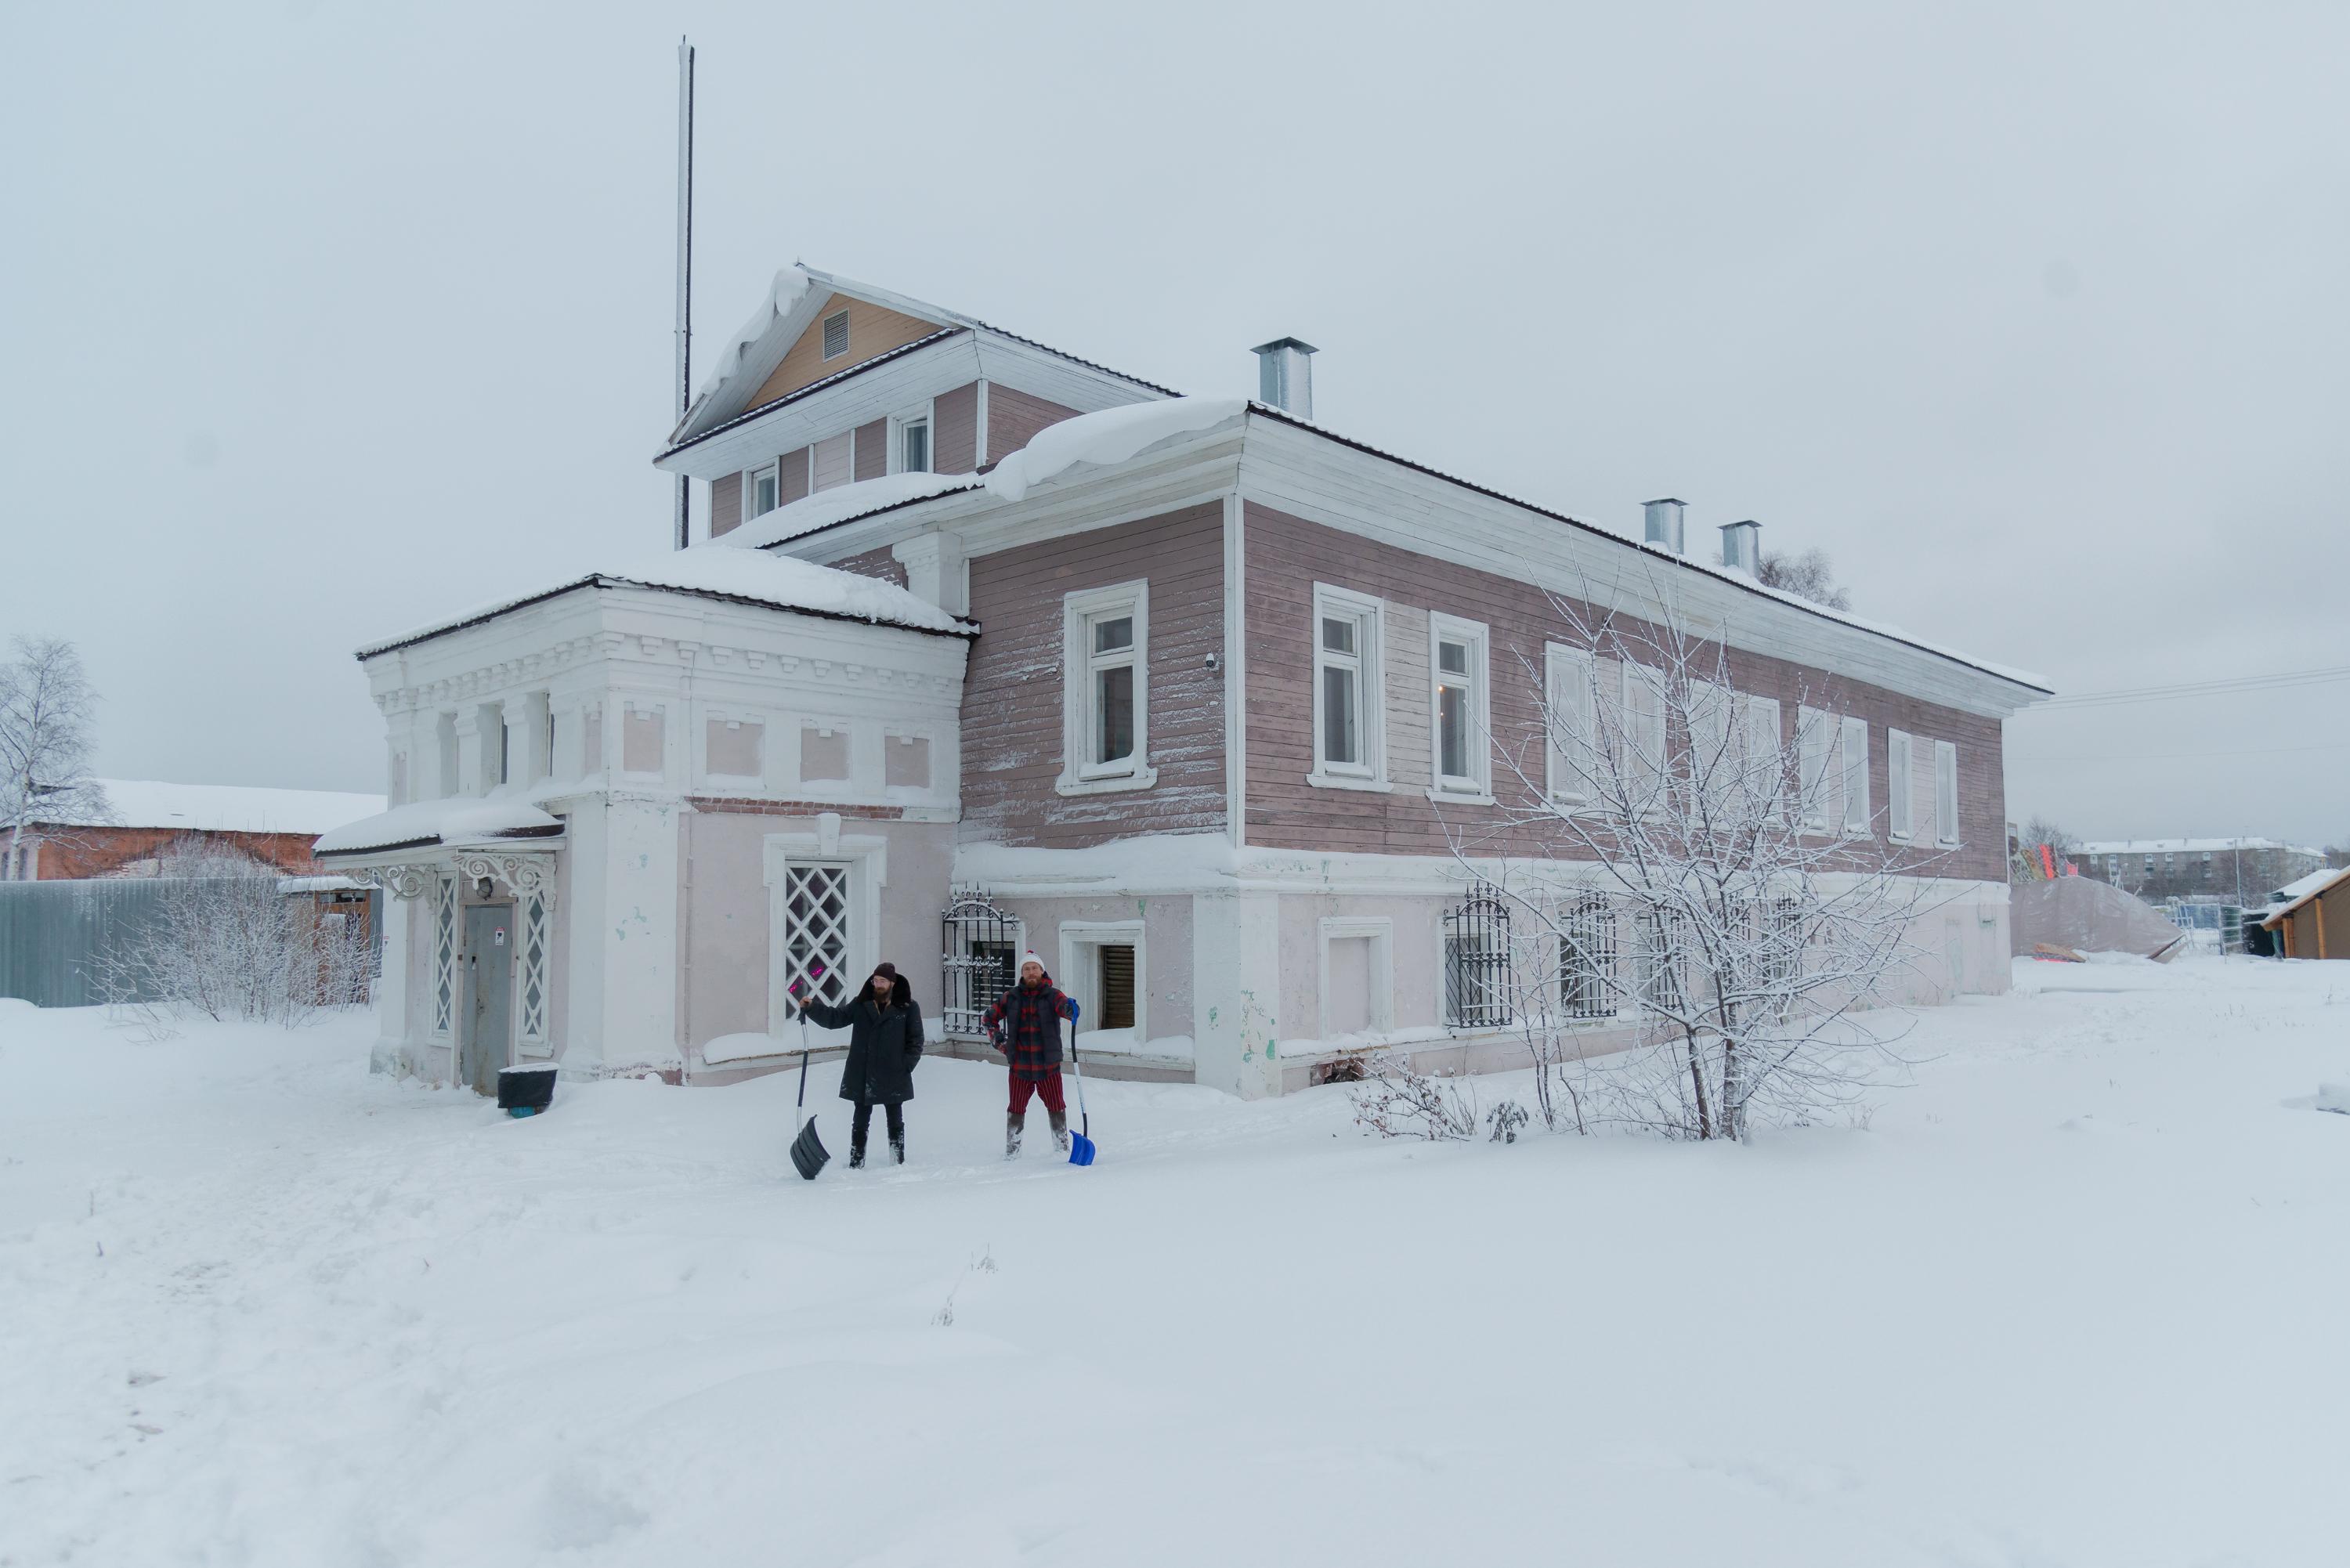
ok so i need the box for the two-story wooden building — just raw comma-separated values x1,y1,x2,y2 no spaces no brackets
317,265,2050,1097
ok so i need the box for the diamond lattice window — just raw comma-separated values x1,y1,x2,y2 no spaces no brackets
517,891,549,1046
432,876,457,1035
780,864,853,1010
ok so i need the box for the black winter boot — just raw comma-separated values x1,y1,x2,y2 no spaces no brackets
1050,1109,1071,1154
891,1134,906,1165
848,1140,866,1170
1006,1112,1024,1158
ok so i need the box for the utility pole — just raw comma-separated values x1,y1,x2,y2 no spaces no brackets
672,38,695,551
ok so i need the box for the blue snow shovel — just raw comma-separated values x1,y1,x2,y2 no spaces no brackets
1067,1037,1097,1166
789,1004,830,1181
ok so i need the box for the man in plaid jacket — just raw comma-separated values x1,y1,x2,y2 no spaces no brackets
984,951,1079,1158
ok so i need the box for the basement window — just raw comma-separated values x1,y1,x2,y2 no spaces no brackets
822,309,850,359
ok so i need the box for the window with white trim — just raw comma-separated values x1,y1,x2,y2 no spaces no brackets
899,416,931,474
431,875,458,1036
1058,580,1154,795
1311,584,1384,786
1887,728,1915,841
1796,706,1835,832
1544,642,1596,804
822,309,849,359
517,891,550,1052
778,862,854,1010
1745,695,1784,818
1840,715,1871,835
1621,664,1665,804
1429,613,1490,798
747,463,780,519
1934,740,1959,847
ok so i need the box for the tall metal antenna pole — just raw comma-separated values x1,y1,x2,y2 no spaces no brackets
672,37,695,551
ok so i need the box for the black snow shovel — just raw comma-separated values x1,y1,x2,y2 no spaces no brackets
789,1006,830,1180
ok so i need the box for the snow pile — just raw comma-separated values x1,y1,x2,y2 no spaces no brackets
984,396,1247,503
7,957,2350,1563
360,544,967,655
36,779,386,835
719,471,980,552
313,797,562,857
2316,1082,2350,1115
693,266,814,406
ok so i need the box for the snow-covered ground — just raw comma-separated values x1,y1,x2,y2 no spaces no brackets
3,958,2346,1566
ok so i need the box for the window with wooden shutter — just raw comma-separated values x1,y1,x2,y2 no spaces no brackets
1099,945,1136,1030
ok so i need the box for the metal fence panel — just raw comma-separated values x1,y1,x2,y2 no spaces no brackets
0,880,381,1009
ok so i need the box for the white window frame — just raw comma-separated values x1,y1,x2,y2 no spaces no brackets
1797,705,1835,835
1544,641,1597,807
430,874,458,1038
1058,919,1147,1046
1886,728,1915,842
1317,916,1395,1040
1426,612,1493,803
821,308,850,361
1745,695,1784,819
1621,663,1665,807
1935,740,1960,847
761,823,888,1039
1839,715,1871,836
888,402,935,475
745,462,780,522
1057,580,1156,797
1308,583,1389,791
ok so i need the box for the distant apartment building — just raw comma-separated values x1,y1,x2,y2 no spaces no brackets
2070,838,2326,905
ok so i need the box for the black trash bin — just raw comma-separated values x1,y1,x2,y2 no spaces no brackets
497,1063,559,1117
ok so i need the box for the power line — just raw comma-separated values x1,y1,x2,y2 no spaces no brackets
2034,662,2350,710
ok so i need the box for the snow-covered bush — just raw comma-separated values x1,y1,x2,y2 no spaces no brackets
1350,1057,1480,1141
98,844,373,1034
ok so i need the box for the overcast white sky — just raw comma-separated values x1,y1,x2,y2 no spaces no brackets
3,2,2345,847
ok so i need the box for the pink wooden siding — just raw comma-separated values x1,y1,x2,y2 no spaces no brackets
985,384,1079,468
830,544,908,588
812,432,852,492
961,502,1227,847
779,447,811,506
854,417,888,482
1242,503,2008,881
710,471,742,539
934,382,978,475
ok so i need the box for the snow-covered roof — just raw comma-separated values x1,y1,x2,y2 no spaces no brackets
36,779,389,836
314,798,564,858
983,396,1249,503
2077,838,2325,857
673,264,1174,448
356,543,974,659
719,471,982,553
2262,865,2349,925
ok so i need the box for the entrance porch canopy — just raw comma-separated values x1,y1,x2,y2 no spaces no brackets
313,798,564,900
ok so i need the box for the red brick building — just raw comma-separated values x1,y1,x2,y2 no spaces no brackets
4,780,387,880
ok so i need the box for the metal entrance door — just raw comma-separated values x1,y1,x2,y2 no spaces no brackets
461,903,515,1097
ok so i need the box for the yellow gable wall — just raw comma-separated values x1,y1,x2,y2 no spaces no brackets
746,293,949,410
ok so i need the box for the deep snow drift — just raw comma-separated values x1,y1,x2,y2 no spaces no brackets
2,959,2346,1566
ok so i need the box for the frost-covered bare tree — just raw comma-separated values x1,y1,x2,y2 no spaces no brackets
1755,547,1852,611
1451,577,1946,1141
0,636,110,876
98,840,374,1033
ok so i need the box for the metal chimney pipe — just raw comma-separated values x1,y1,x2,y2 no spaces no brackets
1720,518,1762,575
1252,337,1318,420
1642,498,1686,555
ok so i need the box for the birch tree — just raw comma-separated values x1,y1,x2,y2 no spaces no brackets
0,636,110,876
